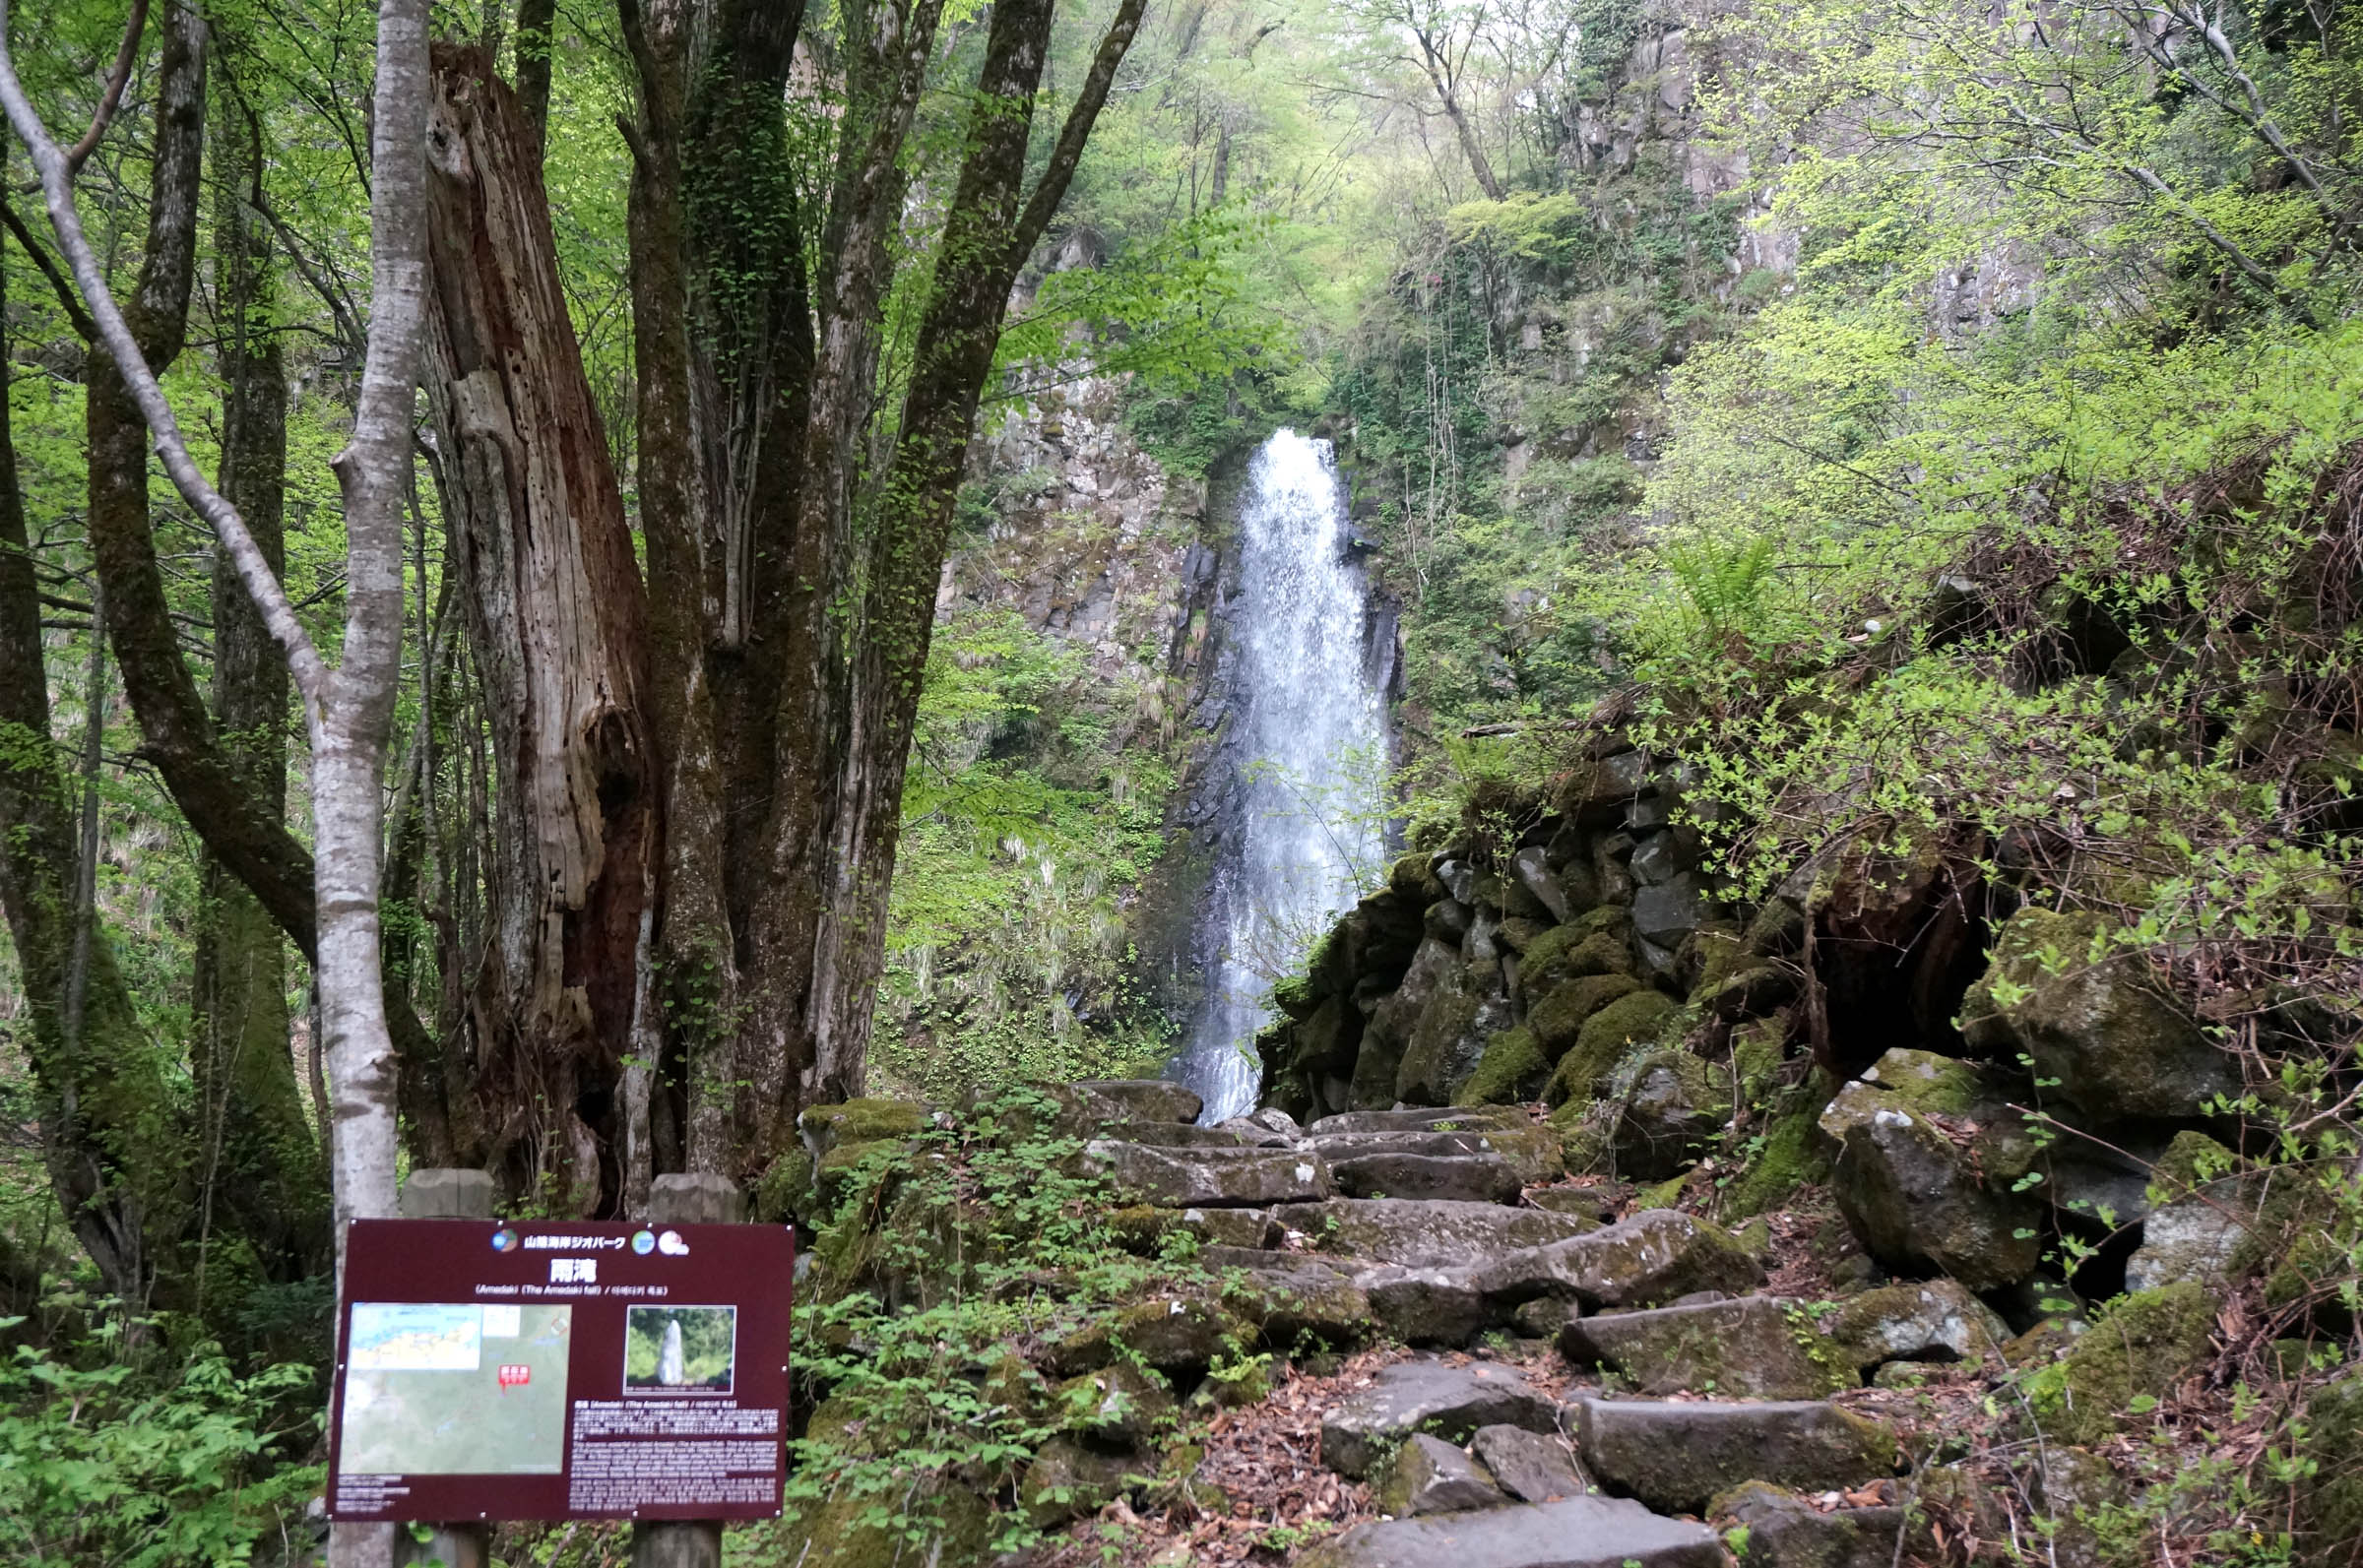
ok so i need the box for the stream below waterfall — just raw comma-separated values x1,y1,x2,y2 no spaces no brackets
1170,430,1389,1121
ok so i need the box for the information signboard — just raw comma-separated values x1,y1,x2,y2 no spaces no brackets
326,1219,795,1523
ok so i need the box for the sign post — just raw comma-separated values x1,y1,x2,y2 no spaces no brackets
631,1174,746,1568
392,1169,497,1568
327,1177,792,1560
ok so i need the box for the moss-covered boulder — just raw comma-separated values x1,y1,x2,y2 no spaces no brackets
1396,961,1514,1103
1826,1280,2010,1372
1529,972,1643,1056
1961,908,2237,1123
799,1097,929,1157
1053,1362,1177,1450
1521,909,1637,993
1455,1026,1550,1105
1560,1295,1850,1399
1544,990,1678,1107
1714,1100,1829,1221
776,1478,993,1564
1022,1435,1146,1528
1613,1049,1733,1178
1713,1479,1909,1568
1818,1049,2040,1291
2022,1282,2216,1443
1054,1292,1251,1377
2302,1367,2363,1564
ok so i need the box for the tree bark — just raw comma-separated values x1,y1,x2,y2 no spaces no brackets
194,63,328,1286
421,45,659,1214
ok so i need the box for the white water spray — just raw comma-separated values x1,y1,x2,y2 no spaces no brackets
1175,431,1388,1121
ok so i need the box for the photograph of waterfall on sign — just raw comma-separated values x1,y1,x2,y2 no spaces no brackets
622,1304,736,1394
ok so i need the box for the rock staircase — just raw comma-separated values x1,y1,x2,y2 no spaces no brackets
1069,1083,1985,1567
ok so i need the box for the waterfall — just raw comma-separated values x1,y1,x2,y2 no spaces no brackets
1174,431,1388,1121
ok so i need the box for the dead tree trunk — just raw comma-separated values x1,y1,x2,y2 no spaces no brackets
422,45,658,1215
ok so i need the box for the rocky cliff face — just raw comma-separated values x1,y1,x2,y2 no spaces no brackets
1258,728,2293,1322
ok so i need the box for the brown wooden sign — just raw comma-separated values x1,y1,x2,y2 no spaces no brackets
326,1219,794,1523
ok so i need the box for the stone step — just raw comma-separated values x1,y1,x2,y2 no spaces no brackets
1558,1295,1849,1400
1295,1494,1722,1568
1305,1129,1519,1159
1573,1397,1899,1516
1332,1151,1524,1205
1306,1105,1530,1137
1081,1141,1329,1207
1100,1119,1252,1149
1272,1198,1600,1269
1072,1079,1201,1124
1468,1209,1765,1309
1319,1357,1558,1478
1471,1423,1587,1504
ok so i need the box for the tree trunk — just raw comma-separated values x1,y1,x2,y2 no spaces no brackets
610,0,1143,1174
192,56,329,1288
0,233,179,1307
421,44,659,1214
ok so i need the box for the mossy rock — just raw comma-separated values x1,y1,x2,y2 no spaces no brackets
1543,990,1678,1107
1677,924,1749,994
1054,1361,1178,1450
1743,897,1806,957
1529,972,1642,1056
1961,907,2235,1123
1715,1100,1829,1221
800,1098,929,1156
1550,1098,1618,1174
2022,1283,2216,1444
1023,1435,1148,1528
1054,1294,1251,1377
1395,962,1506,1104
775,1476,993,1565
753,1147,815,1223
1615,1049,1733,1179
1391,851,1448,904
2302,1367,2363,1562
1730,1017,1789,1107
813,1137,914,1213
1456,1026,1550,1105
2151,1129,2237,1195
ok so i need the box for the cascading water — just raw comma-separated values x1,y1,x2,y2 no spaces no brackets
1173,431,1389,1121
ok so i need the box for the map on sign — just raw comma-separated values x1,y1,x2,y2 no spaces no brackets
339,1302,572,1475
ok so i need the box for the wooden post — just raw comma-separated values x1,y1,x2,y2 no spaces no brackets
391,1169,497,1568
630,1174,746,1568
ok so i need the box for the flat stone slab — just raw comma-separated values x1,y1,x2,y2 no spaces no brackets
1320,1358,1557,1478
1356,1265,1495,1346
1715,1480,1909,1568
1333,1151,1524,1205
1559,1296,1849,1399
1101,1119,1253,1149
1575,1398,1899,1516
1308,1129,1522,1159
1471,1210,1765,1308
1083,1141,1329,1207
1073,1080,1202,1124
1296,1493,1723,1568
1307,1106,1530,1137
1472,1424,1586,1504
1274,1199,1601,1269
1378,1433,1506,1516
1825,1280,2010,1371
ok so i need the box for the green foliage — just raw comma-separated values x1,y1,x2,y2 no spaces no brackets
754,1090,1212,1559
872,610,1175,1099
0,1322,319,1567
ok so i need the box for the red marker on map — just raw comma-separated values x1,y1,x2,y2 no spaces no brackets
498,1364,530,1389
